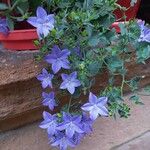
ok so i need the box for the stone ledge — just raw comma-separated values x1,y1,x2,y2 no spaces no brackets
0,46,46,87
112,131,150,150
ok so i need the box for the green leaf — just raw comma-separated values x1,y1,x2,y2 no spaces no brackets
119,23,128,36
130,95,144,105
83,0,93,9
144,86,150,94
118,103,130,118
130,0,138,7
137,45,150,63
0,3,8,10
7,18,14,30
16,0,29,15
88,61,102,76
107,57,124,73
127,77,141,91
88,35,100,47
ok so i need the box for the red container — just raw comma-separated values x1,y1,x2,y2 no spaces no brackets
0,0,39,51
114,0,141,21
0,29,38,50
111,22,125,33
1,0,9,3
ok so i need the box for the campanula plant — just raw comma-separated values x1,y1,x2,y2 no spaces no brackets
2,0,149,150
31,1,150,149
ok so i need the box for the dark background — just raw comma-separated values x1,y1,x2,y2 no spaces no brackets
137,0,150,23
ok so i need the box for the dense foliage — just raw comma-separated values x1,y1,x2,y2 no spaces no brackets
1,0,150,150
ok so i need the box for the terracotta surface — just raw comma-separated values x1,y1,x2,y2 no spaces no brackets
0,29,38,50
0,93,150,150
112,131,150,150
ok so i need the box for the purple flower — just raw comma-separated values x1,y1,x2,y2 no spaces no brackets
57,113,84,138
45,45,71,74
138,20,150,43
42,92,57,111
27,7,54,39
73,47,82,58
138,20,145,31
39,111,58,135
80,113,93,134
51,132,75,150
0,18,9,35
81,92,108,120
60,72,81,94
73,133,84,145
37,68,54,89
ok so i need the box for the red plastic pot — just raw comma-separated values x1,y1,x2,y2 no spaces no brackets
1,0,9,3
111,22,124,33
114,0,141,21
0,29,38,50
0,0,39,51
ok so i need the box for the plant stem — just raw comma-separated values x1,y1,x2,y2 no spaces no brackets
121,75,125,97
11,0,20,11
7,0,11,8
68,96,72,112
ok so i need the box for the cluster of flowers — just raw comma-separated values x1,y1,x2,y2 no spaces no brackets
37,44,108,150
32,7,109,150
138,20,150,43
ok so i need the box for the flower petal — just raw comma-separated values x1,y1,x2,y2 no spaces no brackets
66,125,75,138
89,108,99,120
97,97,108,105
74,80,81,87
60,82,67,89
61,73,68,80
74,125,84,134
37,74,44,81
42,92,48,98
61,49,71,58
61,61,70,70
57,123,68,131
81,103,93,111
27,17,39,27
36,7,47,18
43,111,52,120
37,26,50,38
89,92,98,104
47,14,55,24
70,71,77,78
52,62,61,74
98,106,108,116
67,86,75,94
42,80,49,88
0,26,9,35
52,45,61,55
47,123,56,135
